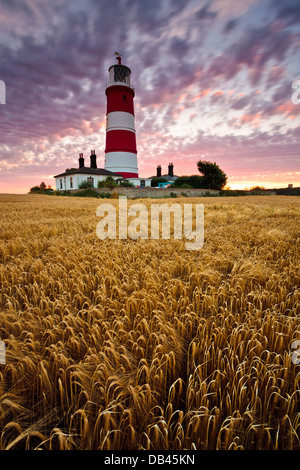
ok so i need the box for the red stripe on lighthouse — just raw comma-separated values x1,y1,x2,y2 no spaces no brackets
105,130,137,154
116,171,139,178
106,86,135,115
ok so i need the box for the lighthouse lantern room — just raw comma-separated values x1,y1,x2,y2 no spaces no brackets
104,54,139,178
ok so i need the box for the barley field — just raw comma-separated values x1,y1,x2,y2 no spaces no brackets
0,193,299,450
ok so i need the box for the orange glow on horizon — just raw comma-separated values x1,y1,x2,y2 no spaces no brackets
1,176,299,195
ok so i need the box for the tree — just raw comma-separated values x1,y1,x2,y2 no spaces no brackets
29,182,53,193
197,160,227,190
29,185,40,193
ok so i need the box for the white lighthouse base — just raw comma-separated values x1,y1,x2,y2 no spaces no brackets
104,151,138,177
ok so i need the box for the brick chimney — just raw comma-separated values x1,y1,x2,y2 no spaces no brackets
168,162,174,177
78,153,84,168
156,165,162,177
90,150,97,169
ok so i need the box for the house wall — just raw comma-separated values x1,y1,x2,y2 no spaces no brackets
126,178,152,188
55,173,121,190
77,174,115,189
55,177,66,190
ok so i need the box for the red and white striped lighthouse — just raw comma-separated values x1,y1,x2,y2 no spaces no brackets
104,54,138,178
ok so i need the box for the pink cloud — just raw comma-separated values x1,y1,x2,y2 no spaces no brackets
240,113,263,125
275,102,298,118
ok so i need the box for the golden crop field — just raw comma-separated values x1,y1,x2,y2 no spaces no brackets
0,193,299,450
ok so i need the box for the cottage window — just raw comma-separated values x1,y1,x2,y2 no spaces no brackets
87,177,94,187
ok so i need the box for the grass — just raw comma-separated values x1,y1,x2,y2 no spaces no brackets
0,194,299,450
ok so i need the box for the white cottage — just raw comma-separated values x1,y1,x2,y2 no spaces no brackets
54,150,151,190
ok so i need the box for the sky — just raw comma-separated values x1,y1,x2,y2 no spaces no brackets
0,0,299,193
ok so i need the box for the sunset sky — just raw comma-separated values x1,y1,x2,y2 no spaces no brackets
0,0,299,193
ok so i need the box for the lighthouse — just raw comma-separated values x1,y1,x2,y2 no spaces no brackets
104,54,138,178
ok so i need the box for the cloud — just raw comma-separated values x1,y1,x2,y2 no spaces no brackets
272,0,300,26
195,3,218,20
223,18,239,33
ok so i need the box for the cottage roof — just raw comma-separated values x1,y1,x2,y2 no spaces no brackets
54,167,122,178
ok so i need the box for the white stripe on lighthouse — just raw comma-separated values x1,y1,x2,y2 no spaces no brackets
104,152,138,174
106,111,136,133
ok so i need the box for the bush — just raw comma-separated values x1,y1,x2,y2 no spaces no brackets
219,189,247,197
29,183,54,194
72,188,99,198
79,180,94,189
54,189,111,198
250,186,265,191
59,190,71,196
98,192,112,199
151,177,168,187
98,176,118,188
119,180,134,187
29,186,41,193
173,175,204,188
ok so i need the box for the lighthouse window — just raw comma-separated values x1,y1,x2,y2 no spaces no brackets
122,95,127,102
114,65,130,84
